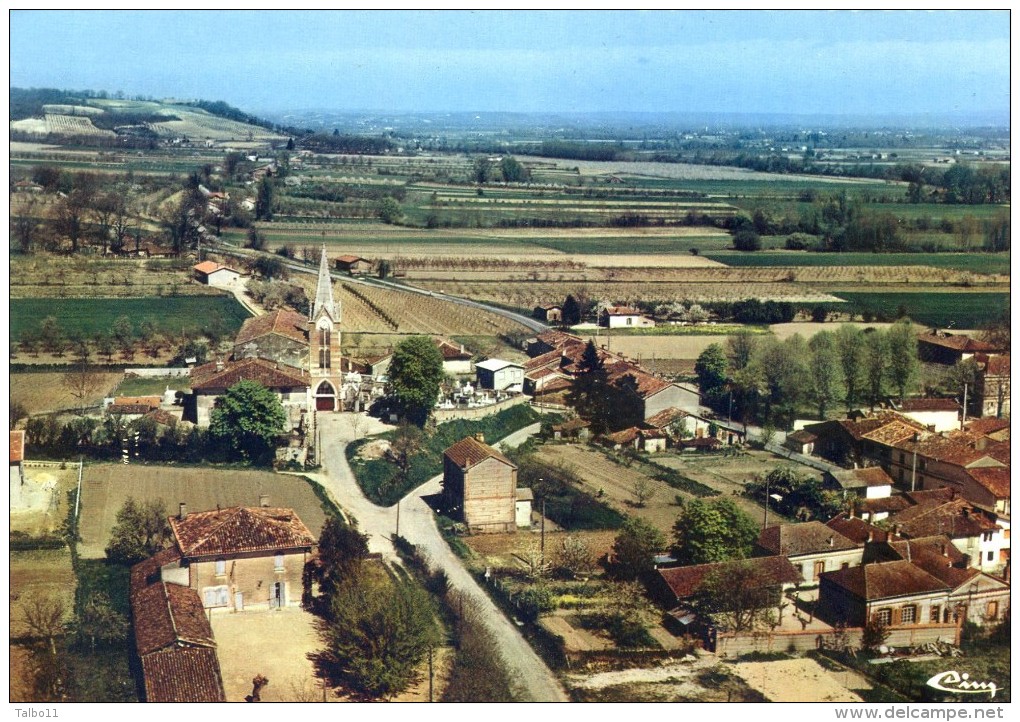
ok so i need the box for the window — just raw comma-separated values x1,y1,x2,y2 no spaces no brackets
813,561,826,578
987,551,994,562
202,585,230,608
1004,530,1010,540
626,318,632,326
930,606,941,623
318,328,331,369
899,452,905,464
875,608,892,625
986,601,999,620
982,532,994,542
215,559,226,576
841,562,850,570
274,553,285,571
901,605,916,624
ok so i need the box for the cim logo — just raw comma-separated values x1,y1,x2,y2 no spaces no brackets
926,671,998,698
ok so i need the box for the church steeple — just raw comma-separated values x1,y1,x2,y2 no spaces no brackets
311,245,338,321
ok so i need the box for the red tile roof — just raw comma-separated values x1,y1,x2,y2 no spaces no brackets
141,647,226,703
193,261,235,275
109,403,159,415
965,418,1010,438
757,521,859,557
889,498,999,539
605,305,643,316
643,407,687,430
234,309,308,346
435,338,472,361
821,560,950,601
131,581,216,657
897,398,960,413
657,556,802,601
444,436,515,469
525,349,567,372
983,354,1010,376
965,467,1010,499
144,409,179,427
335,254,367,264
169,506,316,557
10,430,25,463
918,331,996,353
604,427,641,445
190,357,309,391
786,429,818,444
825,514,889,545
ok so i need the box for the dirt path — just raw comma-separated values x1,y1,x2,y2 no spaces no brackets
730,659,865,702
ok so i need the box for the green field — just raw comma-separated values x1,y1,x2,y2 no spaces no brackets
10,296,252,341
705,251,1011,275
829,292,1009,328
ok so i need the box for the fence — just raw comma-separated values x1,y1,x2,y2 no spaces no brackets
124,367,192,378
715,622,960,657
434,395,528,422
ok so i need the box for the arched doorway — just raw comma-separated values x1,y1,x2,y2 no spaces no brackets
314,381,337,412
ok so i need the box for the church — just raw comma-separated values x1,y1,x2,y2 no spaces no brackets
186,247,353,428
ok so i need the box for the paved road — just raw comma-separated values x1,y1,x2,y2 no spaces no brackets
310,414,568,702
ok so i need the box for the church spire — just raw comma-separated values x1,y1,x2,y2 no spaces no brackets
312,245,337,320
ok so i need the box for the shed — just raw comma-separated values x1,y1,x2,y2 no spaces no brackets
515,487,534,528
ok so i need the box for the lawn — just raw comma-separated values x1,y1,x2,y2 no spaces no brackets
10,295,252,341
113,374,191,397
705,251,1010,276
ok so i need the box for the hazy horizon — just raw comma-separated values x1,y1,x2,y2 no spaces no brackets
10,10,1010,120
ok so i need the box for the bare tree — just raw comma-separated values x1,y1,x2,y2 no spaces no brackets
554,536,597,580
349,412,366,440
632,476,656,508
22,593,68,658
62,361,108,416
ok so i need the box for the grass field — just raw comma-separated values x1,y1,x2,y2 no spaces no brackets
705,251,1011,275
828,292,1009,328
10,296,252,341
12,371,124,416
113,375,191,397
76,463,331,559
10,548,77,638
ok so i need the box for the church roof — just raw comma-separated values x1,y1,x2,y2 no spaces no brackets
311,245,338,321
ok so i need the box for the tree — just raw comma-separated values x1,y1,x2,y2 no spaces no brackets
726,329,758,374
104,497,172,565
886,319,919,402
441,595,518,702
62,361,107,416
12,193,39,254
376,196,402,224
53,173,98,253
566,341,614,434
316,566,440,699
252,255,287,280
40,316,65,354
672,497,758,566
307,516,369,608
561,294,581,325
862,329,888,410
554,536,597,580
808,330,842,419
389,423,424,488
209,380,287,463
609,517,665,581
94,332,116,363
255,177,275,221
246,226,266,250
10,400,28,429
695,343,728,394
835,324,865,410
732,229,762,251
386,336,445,426
632,476,656,507
688,561,782,632
472,157,493,184
158,192,203,256
73,592,129,653
499,156,528,183
754,335,809,425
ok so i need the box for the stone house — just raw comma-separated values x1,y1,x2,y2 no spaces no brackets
334,254,372,275
892,398,961,433
186,357,311,429
152,503,317,613
443,435,518,533
818,560,953,628
232,309,310,370
974,354,1009,419
435,339,473,375
533,304,563,323
755,522,863,584
784,429,817,455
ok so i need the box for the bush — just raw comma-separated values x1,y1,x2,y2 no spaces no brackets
733,230,762,252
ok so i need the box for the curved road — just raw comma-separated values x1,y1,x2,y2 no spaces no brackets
306,413,569,703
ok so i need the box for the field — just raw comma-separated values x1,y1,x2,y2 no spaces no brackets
827,292,1009,328
11,371,124,416
112,374,191,397
10,296,252,342
76,463,332,559
9,255,222,300
12,463,81,537
10,549,77,638
706,251,1011,276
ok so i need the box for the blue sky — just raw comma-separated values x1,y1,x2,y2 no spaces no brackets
9,10,1011,116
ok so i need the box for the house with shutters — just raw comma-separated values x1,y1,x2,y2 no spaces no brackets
443,435,518,533
187,357,311,429
974,354,1010,419
754,521,863,584
141,502,317,613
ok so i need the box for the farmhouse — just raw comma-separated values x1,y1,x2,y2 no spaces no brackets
193,261,241,288
233,308,310,370
817,560,952,628
917,330,999,365
434,338,473,375
600,305,655,329
784,429,817,455
755,522,863,584
443,435,518,534
475,358,524,392
334,254,372,275
651,556,803,615
533,304,563,323
187,357,311,428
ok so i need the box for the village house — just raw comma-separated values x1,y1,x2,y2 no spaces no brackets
193,260,241,288
475,358,525,392
784,429,817,455
130,549,226,702
154,502,317,612
917,329,1001,366
434,338,473,375
334,254,372,275
755,522,863,584
825,466,895,500
600,305,655,329
186,357,311,429
232,308,310,371
533,304,563,323
818,560,954,629
442,435,518,534
525,329,586,358
891,398,961,432
550,417,591,441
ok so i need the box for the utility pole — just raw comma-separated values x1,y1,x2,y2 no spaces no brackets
395,499,400,538
540,499,546,567
961,383,968,430
762,474,770,531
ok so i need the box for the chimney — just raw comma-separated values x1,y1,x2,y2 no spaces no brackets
474,433,485,443
259,494,269,507
942,543,949,557
178,502,187,520
867,530,874,542
828,535,834,547
893,524,901,537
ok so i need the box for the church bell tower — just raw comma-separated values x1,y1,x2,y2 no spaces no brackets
309,246,343,411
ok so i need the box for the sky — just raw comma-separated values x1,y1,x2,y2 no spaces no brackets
8,10,1012,118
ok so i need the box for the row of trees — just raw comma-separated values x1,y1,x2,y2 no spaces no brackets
696,321,921,427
